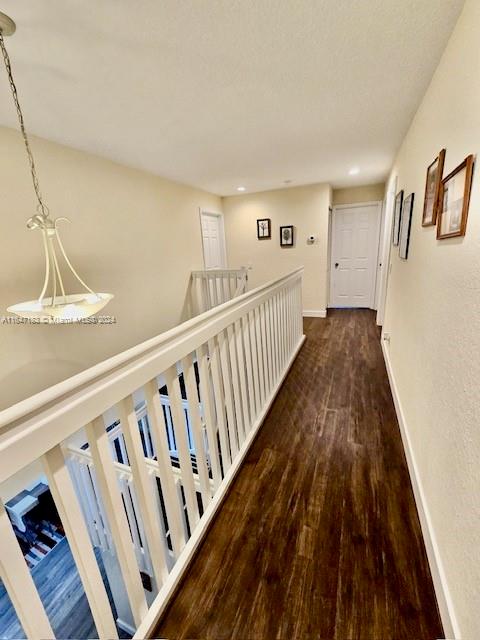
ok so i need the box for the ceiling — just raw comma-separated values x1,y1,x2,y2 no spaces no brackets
0,1,464,196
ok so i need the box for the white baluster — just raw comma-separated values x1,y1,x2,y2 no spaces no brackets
210,274,219,307
74,463,96,551
222,275,230,304
217,329,240,457
164,366,200,530
298,279,304,340
200,274,206,310
139,416,154,459
181,353,212,505
289,285,294,353
248,310,261,416
253,306,266,408
281,287,288,366
127,478,154,576
263,300,274,392
0,500,54,640
278,289,283,358
67,456,99,547
207,337,232,472
43,445,118,639
144,379,186,559
284,286,290,356
89,465,112,552
294,281,299,342
160,400,175,453
241,314,256,428
234,319,252,434
270,295,279,383
226,324,246,445
86,418,148,627
196,343,222,488
120,477,145,569
274,294,282,379
118,397,170,587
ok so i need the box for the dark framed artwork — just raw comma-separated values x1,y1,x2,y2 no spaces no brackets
399,193,414,259
437,155,475,239
257,218,271,239
392,190,403,246
422,149,446,227
280,225,294,247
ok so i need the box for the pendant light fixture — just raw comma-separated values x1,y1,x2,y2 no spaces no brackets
0,12,113,321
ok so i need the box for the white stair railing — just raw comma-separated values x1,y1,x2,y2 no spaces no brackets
190,267,248,315
0,267,304,640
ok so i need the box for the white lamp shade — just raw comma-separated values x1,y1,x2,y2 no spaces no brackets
7,293,114,321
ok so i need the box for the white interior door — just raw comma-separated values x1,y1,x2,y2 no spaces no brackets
200,211,227,270
330,202,381,309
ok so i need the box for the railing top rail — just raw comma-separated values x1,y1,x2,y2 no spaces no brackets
0,267,303,434
191,268,247,277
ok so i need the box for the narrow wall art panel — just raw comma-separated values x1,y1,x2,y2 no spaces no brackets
399,193,414,259
392,190,404,246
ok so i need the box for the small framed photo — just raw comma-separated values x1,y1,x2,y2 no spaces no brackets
257,218,271,239
422,149,446,226
392,190,403,246
399,193,414,259
437,155,475,239
280,225,294,247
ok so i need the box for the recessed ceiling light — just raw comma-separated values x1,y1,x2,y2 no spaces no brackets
237,186,246,192
349,167,360,176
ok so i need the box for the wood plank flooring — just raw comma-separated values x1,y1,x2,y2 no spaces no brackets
154,310,443,640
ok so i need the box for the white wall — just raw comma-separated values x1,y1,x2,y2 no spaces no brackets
0,127,221,409
222,183,332,315
382,1,480,636
332,183,385,205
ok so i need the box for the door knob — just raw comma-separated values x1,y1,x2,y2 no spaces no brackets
335,262,339,268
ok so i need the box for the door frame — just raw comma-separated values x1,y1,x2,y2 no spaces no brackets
328,200,383,310
376,177,396,326
199,209,228,270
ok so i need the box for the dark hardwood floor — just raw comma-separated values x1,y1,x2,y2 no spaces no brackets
154,309,443,640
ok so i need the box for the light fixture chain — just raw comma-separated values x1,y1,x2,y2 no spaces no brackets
0,31,49,218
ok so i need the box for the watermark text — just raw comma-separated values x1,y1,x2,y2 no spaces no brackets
0,315,117,325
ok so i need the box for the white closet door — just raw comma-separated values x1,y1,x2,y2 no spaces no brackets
330,203,381,308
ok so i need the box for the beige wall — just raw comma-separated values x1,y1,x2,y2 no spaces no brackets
332,183,385,205
382,1,480,636
0,126,221,409
223,184,332,314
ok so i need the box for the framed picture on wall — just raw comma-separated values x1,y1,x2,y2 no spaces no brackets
422,149,446,226
257,218,271,239
399,193,414,259
392,190,403,246
437,155,474,239
280,225,294,247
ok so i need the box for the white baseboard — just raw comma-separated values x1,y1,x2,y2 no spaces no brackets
303,309,327,318
381,341,459,640
134,334,306,639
